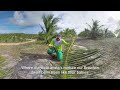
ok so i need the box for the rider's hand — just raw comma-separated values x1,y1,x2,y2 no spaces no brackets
49,46,53,49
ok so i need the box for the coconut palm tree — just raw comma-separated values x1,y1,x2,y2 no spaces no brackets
86,19,104,39
39,14,60,44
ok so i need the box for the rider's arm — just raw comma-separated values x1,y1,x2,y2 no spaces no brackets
62,39,69,46
49,39,54,47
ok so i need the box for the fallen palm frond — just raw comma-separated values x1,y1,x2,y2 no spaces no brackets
54,36,102,79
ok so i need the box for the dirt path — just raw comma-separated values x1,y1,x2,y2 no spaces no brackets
0,39,36,46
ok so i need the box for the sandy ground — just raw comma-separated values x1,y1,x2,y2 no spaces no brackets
76,38,120,79
1,38,120,79
0,39,35,45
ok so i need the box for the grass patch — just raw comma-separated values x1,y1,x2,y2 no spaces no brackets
0,55,7,78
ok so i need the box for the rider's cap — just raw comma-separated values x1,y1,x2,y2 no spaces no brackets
56,34,61,37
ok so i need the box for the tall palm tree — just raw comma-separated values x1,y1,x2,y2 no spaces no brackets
86,19,104,39
39,14,60,44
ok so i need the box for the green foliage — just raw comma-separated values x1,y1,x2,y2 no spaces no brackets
38,14,60,44
37,32,45,41
60,28,76,38
0,33,37,43
115,29,120,38
115,29,120,34
87,19,104,39
104,29,115,38
54,36,102,79
0,55,7,78
78,28,90,38
78,19,105,39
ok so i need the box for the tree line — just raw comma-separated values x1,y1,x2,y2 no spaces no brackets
78,19,117,39
0,33,37,43
1,14,119,43
38,14,120,44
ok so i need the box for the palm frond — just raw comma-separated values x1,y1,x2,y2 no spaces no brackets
39,24,45,33
47,14,54,22
52,18,60,25
86,23,92,29
39,14,60,44
54,37,102,79
98,25,104,29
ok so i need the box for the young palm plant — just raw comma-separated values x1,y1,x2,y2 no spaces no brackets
53,35,102,79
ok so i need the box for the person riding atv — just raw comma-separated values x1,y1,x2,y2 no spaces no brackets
47,34,69,61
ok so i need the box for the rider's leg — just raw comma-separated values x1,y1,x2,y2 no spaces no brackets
47,48,56,60
56,50,63,61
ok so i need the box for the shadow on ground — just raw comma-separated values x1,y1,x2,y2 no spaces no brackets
20,52,60,62
20,52,49,60
10,52,60,79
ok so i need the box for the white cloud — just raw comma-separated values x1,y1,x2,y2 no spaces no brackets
55,11,111,33
10,11,120,34
10,11,53,26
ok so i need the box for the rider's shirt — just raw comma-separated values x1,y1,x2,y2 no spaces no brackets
49,38,69,51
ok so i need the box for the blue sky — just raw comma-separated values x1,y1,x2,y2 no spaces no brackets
0,11,120,34
0,11,42,34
